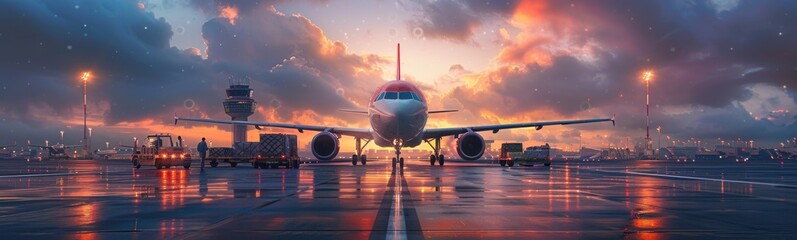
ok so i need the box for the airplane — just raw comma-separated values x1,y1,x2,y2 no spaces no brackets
176,43,615,168
28,141,82,160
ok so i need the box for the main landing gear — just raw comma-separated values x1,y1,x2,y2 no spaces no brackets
352,137,371,166
424,138,445,166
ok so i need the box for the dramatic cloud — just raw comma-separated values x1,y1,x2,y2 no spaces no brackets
0,0,387,147
0,1,214,125
429,0,797,146
406,0,518,43
197,2,387,122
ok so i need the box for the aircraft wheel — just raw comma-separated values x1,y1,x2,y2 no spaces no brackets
230,162,238,168
399,157,404,169
508,160,515,167
352,154,358,166
360,155,367,165
499,160,506,167
392,157,397,169
165,165,171,169
430,155,436,166
183,163,191,169
544,163,551,167
210,161,219,168
438,155,445,166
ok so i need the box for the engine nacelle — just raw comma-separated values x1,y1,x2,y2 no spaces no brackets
456,132,485,161
311,132,339,160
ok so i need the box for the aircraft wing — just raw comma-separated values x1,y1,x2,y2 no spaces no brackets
428,109,458,114
28,144,51,149
176,117,373,139
0,145,15,149
422,116,615,140
338,109,369,115
62,145,82,149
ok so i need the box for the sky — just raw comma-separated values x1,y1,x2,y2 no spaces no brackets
0,0,796,153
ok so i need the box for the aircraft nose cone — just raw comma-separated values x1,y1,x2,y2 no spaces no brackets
382,101,421,121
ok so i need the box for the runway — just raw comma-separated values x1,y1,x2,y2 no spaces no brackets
0,158,795,239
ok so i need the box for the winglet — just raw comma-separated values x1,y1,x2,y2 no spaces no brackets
396,43,401,81
174,114,179,125
611,114,616,126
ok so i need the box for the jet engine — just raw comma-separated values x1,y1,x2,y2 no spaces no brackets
311,132,339,160
456,132,485,161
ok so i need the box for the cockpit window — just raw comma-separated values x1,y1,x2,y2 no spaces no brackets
411,92,421,101
399,92,413,100
377,91,422,101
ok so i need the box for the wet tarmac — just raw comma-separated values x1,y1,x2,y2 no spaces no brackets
0,158,796,239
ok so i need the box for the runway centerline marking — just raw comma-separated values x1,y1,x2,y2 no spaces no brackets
386,170,406,240
370,168,423,240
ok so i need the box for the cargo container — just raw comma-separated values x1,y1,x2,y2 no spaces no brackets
254,134,299,169
205,134,300,169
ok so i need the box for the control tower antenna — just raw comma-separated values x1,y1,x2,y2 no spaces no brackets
224,77,256,143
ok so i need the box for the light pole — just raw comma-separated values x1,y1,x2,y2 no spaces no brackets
106,142,109,150
81,71,91,156
642,70,654,158
60,130,64,144
88,127,92,153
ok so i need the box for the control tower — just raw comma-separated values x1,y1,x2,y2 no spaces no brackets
223,78,256,143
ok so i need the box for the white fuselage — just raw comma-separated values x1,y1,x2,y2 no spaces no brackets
368,94,428,148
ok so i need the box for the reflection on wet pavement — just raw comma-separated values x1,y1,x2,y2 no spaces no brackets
0,159,795,239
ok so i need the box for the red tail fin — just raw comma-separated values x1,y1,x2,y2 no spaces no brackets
396,43,400,81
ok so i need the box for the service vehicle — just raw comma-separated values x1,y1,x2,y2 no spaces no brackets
499,143,551,167
130,134,192,169
499,143,523,167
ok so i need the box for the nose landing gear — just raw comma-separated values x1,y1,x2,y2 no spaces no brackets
392,139,404,170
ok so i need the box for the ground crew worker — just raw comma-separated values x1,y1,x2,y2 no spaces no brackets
197,137,209,172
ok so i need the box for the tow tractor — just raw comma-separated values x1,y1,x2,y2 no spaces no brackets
130,134,192,169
